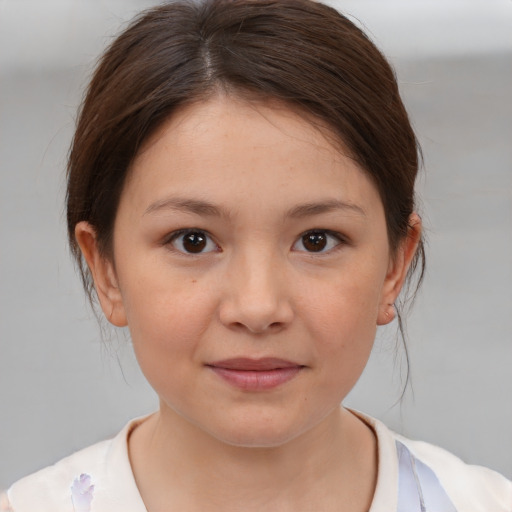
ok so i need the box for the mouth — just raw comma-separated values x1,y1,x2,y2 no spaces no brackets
206,358,305,391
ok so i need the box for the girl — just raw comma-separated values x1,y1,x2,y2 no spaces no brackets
2,0,510,510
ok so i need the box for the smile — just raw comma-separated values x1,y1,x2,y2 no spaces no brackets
206,358,305,391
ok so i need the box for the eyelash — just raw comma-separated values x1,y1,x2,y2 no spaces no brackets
164,229,220,255
163,229,347,255
292,229,347,254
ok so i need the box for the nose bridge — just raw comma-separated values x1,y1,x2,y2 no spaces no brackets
240,247,280,300
219,243,293,333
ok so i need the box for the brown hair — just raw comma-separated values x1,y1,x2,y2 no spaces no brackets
67,0,424,322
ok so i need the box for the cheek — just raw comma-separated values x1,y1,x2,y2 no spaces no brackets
299,267,384,386
312,293,377,400
118,273,216,379
304,273,383,343
314,295,377,370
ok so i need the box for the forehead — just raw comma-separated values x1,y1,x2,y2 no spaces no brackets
136,95,349,164
124,95,383,220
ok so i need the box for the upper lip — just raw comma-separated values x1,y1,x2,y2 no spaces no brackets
207,357,303,371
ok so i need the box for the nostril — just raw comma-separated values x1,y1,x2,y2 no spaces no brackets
218,291,294,334
227,320,285,334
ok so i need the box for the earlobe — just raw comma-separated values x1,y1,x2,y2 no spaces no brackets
74,222,128,327
377,303,396,325
377,213,422,326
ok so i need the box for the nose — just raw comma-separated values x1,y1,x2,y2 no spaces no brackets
218,250,294,334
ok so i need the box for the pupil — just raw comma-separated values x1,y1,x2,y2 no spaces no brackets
183,232,207,253
303,233,327,252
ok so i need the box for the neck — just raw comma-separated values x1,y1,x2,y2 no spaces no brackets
129,405,377,512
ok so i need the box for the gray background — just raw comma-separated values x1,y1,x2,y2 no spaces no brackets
1,0,511,489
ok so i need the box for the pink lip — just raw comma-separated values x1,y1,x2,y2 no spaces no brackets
206,358,304,391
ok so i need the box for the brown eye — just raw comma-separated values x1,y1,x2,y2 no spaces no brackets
302,233,327,252
170,230,217,254
183,232,206,253
293,230,343,253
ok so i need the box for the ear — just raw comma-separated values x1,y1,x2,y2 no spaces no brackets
377,213,422,326
75,221,128,327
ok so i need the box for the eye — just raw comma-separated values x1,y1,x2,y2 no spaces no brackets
168,230,218,254
293,230,344,253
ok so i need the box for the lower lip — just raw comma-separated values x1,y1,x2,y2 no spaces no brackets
208,366,303,391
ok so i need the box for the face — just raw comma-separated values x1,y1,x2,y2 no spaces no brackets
78,96,416,447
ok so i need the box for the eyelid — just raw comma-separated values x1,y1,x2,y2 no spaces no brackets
163,228,220,254
161,228,347,255
292,229,348,253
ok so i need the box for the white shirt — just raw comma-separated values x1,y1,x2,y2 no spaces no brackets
2,412,511,511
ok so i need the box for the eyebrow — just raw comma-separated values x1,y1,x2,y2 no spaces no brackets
144,196,366,219
144,198,226,217
286,199,366,218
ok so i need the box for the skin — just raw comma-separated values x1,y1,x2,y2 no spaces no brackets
76,96,421,511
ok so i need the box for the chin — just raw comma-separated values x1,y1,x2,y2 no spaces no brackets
213,427,301,449
201,411,315,449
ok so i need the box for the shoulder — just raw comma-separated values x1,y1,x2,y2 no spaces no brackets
3,416,149,512
397,434,512,512
351,409,512,512
4,438,111,511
